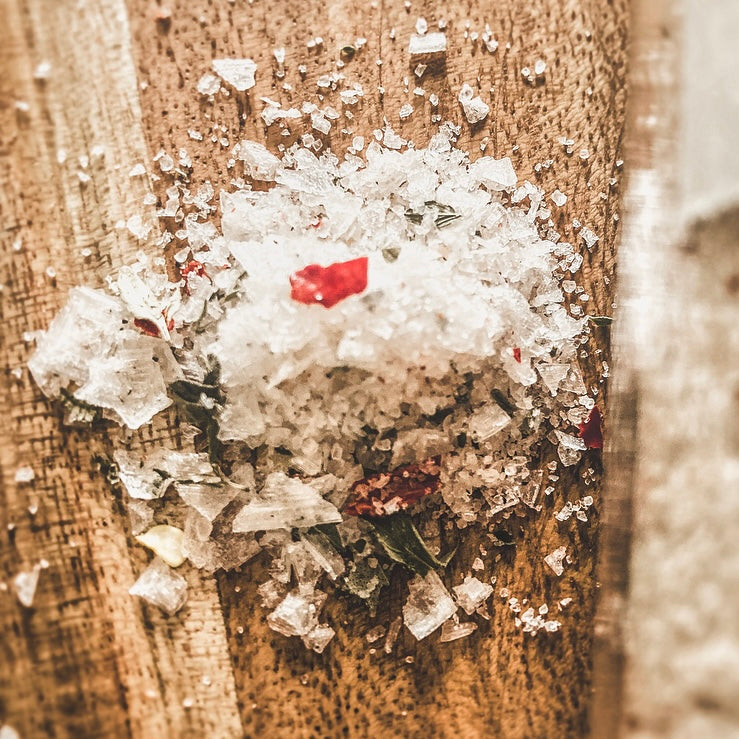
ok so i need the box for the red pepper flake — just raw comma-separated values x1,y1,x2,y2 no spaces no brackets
133,317,161,338
289,256,368,309
180,260,209,295
181,260,207,279
513,347,522,363
162,309,174,332
344,457,441,517
578,406,604,449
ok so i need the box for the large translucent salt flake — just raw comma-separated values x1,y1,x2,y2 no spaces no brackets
440,619,478,642
73,333,172,429
28,286,124,396
408,32,447,57
553,430,587,467
232,473,342,532
236,140,281,181
115,449,220,500
403,570,457,640
453,576,494,615
176,482,239,521
470,156,517,191
267,590,325,637
129,557,187,615
13,564,42,607
468,403,511,442
212,58,257,91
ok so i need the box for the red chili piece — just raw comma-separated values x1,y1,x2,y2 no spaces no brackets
289,256,368,309
344,457,441,517
513,347,522,363
578,406,604,449
181,260,207,278
133,317,161,338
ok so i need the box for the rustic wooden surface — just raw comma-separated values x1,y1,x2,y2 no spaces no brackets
0,0,628,736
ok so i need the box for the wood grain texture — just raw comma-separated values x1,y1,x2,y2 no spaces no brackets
1,0,629,736
0,1,241,737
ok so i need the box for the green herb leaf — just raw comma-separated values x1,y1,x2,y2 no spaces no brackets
587,315,613,326
310,522,344,553
435,212,462,229
366,512,456,576
491,389,517,417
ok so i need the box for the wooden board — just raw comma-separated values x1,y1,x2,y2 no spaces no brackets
0,0,628,736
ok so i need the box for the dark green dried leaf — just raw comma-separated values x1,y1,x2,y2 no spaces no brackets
367,512,456,576
491,389,517,417
587,315,613,327
435,212,462,229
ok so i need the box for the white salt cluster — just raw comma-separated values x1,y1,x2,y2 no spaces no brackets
28,125,590,650
506,593,562,635
28,287,175,429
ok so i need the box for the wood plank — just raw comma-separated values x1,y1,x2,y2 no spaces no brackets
1,0,629,735
0,1,241,736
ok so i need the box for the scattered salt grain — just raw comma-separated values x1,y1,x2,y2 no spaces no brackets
129,557,187,615
544,545,567,576
384,617,402,653
13,564,42,607
34,61,51,80
197,73,221,96
580,227,599,250
14,466,35,484
551,189,568,207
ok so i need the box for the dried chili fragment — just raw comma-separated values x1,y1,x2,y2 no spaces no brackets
181,260,207,279
133,317,161,338
513,347,522,363
344,456,441,517
578,406,603,449
180,260,210,295
289,256,368,309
